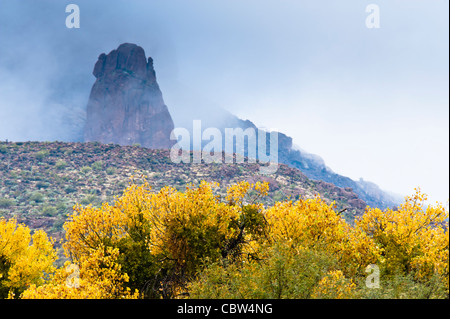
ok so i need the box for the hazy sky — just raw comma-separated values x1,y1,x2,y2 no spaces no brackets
0,0,448,204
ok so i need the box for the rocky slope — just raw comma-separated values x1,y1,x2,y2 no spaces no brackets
0,141,367,243
84,43,175,149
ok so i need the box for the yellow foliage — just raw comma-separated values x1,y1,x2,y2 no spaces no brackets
3,182,448,299
61,180,269,298
226,181,269,206
0,218,57,298
356,188,448,285
21,245,138,299
264,196,347,246
311,270,356,299
64,201,128,261
264,197,380,277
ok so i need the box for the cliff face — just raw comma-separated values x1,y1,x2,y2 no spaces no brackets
84,43,175,149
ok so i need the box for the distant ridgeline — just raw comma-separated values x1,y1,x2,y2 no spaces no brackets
173,110,400,209
82,43,400,210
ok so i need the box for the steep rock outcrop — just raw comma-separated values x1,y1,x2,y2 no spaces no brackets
84,43,175,149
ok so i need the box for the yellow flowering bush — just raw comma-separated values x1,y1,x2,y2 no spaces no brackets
311,270,356,299
264,196,380,277
356,188,448,288
60,180,270,298
0,218,56,298
1,181,447,299
21,245,138,299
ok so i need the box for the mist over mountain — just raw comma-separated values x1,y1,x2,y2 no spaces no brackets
80,43,400,209
183,105,401,209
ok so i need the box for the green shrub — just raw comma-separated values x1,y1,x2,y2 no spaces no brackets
29,192,45,203
35,150,50,161
80,195,99,206
0,198,16,208
55,160,68,170
62,148,73,155
40,206,57,217
64,186,77,194
80,166,92,174
91,161,104,171
36,181,50,189
356,271,449,299
51,216,66,233
4,180,16,187
188,243,336,299
55,202,68,214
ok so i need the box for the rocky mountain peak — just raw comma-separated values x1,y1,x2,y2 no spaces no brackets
92,43,151,81
84,43,175,149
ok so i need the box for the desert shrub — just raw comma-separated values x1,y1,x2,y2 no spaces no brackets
355,270,448,299
64,186,77,194
55,202,69,214
0,198,16,208
35,150,49,161
188,243,336,299
55,160,68,170
80,166,92,174
85,189,101,196
51,216,66,233
29,192,45,203
79,195,98,206
91,161,104,171
40,206,57,217
36,181,50,189
3,180,16,187
62,148,73,155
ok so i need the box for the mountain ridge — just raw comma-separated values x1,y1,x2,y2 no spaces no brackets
0,141,367,242
177,107,401,209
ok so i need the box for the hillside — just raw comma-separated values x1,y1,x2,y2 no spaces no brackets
0,141,367,242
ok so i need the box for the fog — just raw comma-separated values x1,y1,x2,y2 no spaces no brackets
0,0,448,204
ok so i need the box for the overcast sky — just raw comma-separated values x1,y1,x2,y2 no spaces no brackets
0,0,448,205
